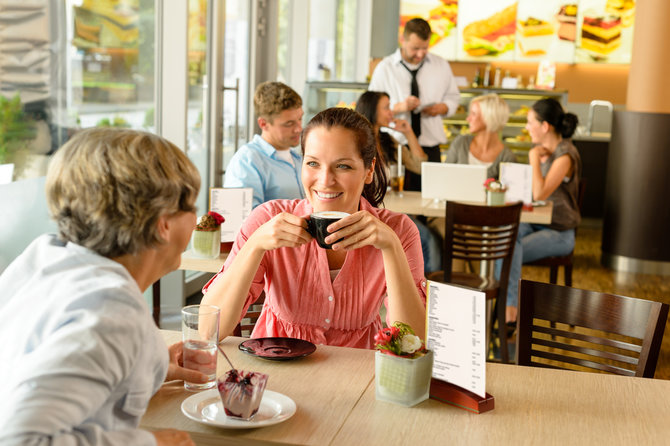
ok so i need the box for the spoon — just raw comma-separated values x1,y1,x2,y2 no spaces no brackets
217,344,236,371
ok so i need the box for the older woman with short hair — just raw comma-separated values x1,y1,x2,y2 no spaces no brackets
445,93,517,179
0,128,204,445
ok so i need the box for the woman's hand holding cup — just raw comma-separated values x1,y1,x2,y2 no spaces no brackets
325,211,399,252
248,212,312,252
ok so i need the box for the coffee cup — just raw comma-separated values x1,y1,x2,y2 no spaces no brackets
306,211,350,249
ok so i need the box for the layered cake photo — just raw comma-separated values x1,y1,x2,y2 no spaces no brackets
556,4,577,41
580,13,622,55
517,17,554,56
605,0,635,27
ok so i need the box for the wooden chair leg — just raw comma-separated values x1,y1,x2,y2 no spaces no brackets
497,297,509,364
564,264,573,287
549,266,558,284
152,280,161,328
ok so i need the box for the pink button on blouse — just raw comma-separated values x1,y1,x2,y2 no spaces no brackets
203,197,427,349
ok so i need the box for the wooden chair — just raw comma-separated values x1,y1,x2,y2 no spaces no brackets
233,292,265,337
427,201,523,364
526,180,587,286
516,280,669,378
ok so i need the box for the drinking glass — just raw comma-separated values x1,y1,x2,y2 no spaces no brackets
182,304,220,391
389,163,405,197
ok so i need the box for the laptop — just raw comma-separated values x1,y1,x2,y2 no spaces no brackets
421,162,487,203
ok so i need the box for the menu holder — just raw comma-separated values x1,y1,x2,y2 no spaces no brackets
209,187,253,244
425,281,493,414
500,162,532,206
430,378,495,414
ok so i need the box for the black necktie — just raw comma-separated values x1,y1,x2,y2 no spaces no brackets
400,61,422,138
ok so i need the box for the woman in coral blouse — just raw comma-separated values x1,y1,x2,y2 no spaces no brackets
202,107,426,348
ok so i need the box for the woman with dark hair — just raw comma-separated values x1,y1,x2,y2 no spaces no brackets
202,107,427,348
503,98,582,325
355,90,440,273
355,91,427,174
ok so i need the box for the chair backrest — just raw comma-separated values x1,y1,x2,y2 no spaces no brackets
516,280,669,378
233,292,265,337
442,201,523,293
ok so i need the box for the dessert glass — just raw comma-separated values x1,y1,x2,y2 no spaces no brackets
217,369,269,420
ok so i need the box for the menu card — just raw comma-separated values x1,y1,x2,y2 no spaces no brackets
426,281,486,398
500,162,533,205
209,188,253,242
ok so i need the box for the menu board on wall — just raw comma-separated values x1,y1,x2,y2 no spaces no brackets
399,0,635,64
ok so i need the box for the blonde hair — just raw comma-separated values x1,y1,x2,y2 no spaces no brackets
470,93,509,133
253,81,302,122
46,127,200,258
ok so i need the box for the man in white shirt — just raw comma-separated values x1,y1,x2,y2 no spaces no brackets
225,81,305,208
369,17,460,190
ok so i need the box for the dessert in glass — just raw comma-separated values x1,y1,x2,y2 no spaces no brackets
217,369,269,420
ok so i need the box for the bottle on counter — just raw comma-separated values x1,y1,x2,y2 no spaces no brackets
472,68,481,88
527,75,535,89
483,64,491,88
493,67,502,88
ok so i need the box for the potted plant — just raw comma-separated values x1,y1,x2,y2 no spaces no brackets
0,94,36,180
374,322,433,407
483,178,508,206
191,211,225,258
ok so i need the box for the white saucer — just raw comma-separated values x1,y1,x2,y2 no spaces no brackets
181,389,296,429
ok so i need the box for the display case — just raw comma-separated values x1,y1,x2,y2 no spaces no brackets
303,81,369,122
443,88,569,162
303,82,568,163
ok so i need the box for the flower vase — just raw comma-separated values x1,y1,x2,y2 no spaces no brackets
375,350,433,407
191,228,221,259
486,190,506,206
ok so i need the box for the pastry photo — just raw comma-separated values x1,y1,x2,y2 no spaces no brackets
556,4,578,41
517,16,554,56
580,12,622,56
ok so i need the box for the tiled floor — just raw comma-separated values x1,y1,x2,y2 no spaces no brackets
519,220,670,380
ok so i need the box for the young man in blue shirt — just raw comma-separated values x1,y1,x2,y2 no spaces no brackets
224,81,304,208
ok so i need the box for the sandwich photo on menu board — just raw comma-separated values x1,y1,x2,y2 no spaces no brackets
575,0,635,64
458,0,517,61
400,0,459,61
514,0,576,63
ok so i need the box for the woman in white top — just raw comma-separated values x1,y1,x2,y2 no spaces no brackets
0,128,207,445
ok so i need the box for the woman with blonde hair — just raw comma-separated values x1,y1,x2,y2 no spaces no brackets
445,93,517,178
0,128,205,445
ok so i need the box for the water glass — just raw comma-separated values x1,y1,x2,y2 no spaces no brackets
182,304,220,391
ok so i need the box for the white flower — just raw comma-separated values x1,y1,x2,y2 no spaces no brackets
400,334,422,354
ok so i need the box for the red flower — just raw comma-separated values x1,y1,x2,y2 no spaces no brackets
208,211,225,226
374,328,394,346
483,178,496,188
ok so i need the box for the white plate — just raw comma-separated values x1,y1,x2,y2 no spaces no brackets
181,389,296,429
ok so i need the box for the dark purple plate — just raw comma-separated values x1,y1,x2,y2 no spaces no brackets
238,337,316,361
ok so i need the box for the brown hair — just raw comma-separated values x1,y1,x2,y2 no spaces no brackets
46,127,200,258
403,18,432,40
253,81,302,122
301,107,387,207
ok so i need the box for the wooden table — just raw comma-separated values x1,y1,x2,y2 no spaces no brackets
141,331,374,446
142,330,670,445
383,190,553,224
179,250,229,273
